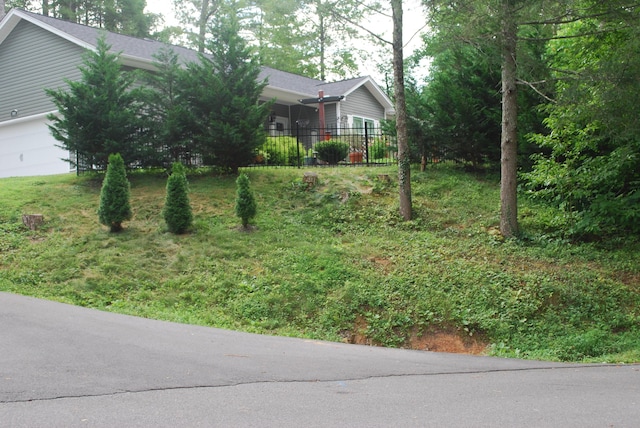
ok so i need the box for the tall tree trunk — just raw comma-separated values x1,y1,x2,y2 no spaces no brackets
500,0,518,237
0,0,5,21
318,5,326,80
42,0,49,16
392,0,412,221
198,0,210,53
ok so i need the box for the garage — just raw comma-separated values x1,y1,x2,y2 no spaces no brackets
0,113,72,178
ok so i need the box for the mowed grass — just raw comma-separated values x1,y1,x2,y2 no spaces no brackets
1,164,639,363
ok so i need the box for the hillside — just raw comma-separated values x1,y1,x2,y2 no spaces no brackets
1,165,638,362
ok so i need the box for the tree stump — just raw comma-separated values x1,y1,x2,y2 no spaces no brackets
22,214,44,230
303,172,318,188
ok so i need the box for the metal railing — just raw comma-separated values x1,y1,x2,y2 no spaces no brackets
252,123,397,168
75,124,397,173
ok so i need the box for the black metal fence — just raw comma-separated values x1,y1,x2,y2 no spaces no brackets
252,123,397,167
75,124,396,174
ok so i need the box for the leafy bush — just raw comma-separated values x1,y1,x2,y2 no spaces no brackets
98,153,132,232
259,136,302,166
163,162,193,234
235,173,257,228
370,139,388,160
315,140,349,164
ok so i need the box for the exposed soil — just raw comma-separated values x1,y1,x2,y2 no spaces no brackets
406,328,488,355
346,316,488,355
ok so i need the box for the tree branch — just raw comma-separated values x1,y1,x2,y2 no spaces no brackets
330,9,391,45
519,27,625,42
516,79,556,103
518,4,640,26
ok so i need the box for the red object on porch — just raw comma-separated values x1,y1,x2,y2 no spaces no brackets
349,152,363,163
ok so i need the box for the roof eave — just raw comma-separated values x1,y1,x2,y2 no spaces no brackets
2,9,95,51
342,77,394,111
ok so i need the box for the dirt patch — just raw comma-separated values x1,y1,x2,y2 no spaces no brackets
407,327,488,355
367,256,393,273
346,316,488,355
346,315,375,346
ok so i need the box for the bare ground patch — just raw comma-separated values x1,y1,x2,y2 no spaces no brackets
346,316,488,355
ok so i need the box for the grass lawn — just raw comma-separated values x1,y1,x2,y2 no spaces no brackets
1,164,639,363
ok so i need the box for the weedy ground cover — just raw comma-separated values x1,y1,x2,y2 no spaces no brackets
1,164,638,362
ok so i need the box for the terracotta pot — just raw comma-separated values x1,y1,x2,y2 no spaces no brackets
349,152,363,163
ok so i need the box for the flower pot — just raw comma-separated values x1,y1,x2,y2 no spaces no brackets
349,152,363,163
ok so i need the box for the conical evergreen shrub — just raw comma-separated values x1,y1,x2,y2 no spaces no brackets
163,162,193,234
235,173,256,229
98,153,132,232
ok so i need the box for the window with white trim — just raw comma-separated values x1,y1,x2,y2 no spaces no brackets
350,116,377,133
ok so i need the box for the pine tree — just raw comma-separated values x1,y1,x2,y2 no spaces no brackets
235,173,256,229
46,36,145,171
181,12,270,173
144,48,194,166
163,162,193,234
98,153,132,233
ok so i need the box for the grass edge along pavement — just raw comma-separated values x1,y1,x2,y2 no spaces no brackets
0,164,638,363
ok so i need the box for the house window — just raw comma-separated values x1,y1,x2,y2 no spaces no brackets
351,116,377,133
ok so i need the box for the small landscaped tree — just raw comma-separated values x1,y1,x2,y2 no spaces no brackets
163,162,193,234
98,153,132,233
235,173,256,229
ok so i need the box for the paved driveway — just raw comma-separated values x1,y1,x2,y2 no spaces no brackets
1,292,638,427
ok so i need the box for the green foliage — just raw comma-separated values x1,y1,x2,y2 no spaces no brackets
370,139,389,160
244,0,368,80
315,140,349,164
180,13,271,173
46,36,146,171
142,48,194,167
2,165,639,363
98,153,132,232
259,136,302,166
414,1,552,169
235,173,257,228
8,0,156,37
523,12,640,238
163,162,193,234
415,40,502,166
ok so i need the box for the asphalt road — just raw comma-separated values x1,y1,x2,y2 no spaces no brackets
1,292,638,427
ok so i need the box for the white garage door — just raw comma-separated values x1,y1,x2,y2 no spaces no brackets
0,113,73,178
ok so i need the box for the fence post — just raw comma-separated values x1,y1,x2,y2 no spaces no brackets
296,121,301,168
365,122,370,165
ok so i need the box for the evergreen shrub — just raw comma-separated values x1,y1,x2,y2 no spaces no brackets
98,153,132,232
235,173,257,228
163,162,193,234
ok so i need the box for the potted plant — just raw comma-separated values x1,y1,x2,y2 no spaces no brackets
349,135,365,163
349,151,364,163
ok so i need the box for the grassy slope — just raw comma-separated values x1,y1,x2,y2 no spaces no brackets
1,165,639,363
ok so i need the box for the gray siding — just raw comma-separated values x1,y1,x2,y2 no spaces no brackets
270,103,290,118
341,86,385,120
0,20,84,123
